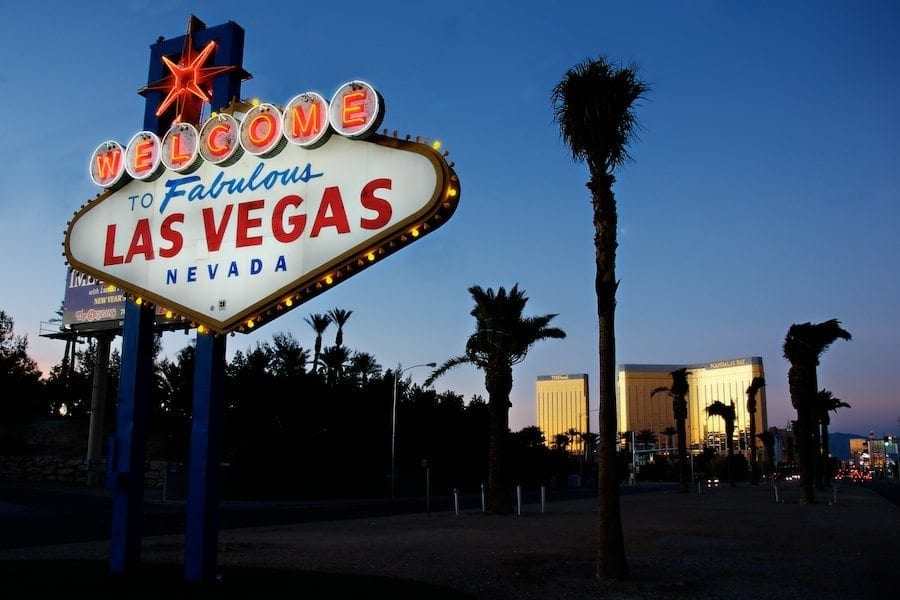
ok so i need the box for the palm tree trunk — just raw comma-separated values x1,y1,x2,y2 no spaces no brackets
813,417,824,491
590,175,628,580
788,364,817,504
821,422,833,488
485,367,513,514
749,409,758,485
674,401,689,493
726,424,735,487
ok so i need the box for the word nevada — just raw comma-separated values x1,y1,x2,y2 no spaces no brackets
90,80,384,189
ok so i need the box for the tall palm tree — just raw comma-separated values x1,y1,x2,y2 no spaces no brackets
660,425,678,453
552,55,649,580
304,313,332,373
783,319,852,504
816,388,850,486
425,284,565,514
328,308,353,347
746,376,766,485
651,368,690,493
706,400,737,487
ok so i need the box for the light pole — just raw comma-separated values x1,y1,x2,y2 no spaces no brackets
391,362,436,498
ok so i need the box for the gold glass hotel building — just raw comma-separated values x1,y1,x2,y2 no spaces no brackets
536,374,590,454
616,357,767,453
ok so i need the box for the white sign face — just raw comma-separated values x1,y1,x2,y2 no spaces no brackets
65,134,456,333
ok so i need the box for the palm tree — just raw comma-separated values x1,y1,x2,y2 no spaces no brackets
320,345,351,387
635,429,657,451
328,308,353,347
746,376,766,485
651,368,690,493
348,351,381,386
816,388,850,486
706,400,737,487
565,427,583,455
553,432,572,452
425,284,565,514
580,432,600,462
552,55,649,580
757,430,776,479
660,426,677,453
304,313,332,373
783,319,851,504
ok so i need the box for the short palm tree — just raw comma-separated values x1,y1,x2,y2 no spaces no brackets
565,427,583,455
783,319,851,504
651,368,690,493
635,429,657,451
660,426,678,453
757,430,776,479
706,400,737,487
425,284,565,514
304,313,332,373
348,351,381,386
320,345,351,387
553,433,572,452
746,376,766,484
328,308,353,347
552,55,649,581
581,432,600,462
816,388,850,485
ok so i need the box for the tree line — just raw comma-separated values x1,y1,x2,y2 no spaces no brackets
1,302,578,500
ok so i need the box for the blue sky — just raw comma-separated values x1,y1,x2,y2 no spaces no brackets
1,1,898,437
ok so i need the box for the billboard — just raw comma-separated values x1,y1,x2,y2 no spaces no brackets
62,268,179,332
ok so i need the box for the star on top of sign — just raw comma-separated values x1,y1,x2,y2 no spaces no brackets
138,15,247,125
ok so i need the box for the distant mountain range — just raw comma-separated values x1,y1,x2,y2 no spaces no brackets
829,432,867,459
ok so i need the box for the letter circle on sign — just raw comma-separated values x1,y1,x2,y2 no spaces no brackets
125,131,163,181
283,92,331,149
162,123,202,173
240,103,286,157
199,113,243,165
329,80,384,138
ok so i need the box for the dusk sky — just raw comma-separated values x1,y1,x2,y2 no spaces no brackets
1,1,897,438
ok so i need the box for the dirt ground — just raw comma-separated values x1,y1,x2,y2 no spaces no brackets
2,480,896,599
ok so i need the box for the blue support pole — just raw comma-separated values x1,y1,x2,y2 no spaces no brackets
184,331,226,582
109,299,155,573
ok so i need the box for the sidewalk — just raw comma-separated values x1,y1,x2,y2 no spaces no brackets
1,481,896,599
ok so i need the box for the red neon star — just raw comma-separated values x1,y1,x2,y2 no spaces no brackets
139,16,239,125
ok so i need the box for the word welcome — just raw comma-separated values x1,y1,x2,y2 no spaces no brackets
90,80,384,189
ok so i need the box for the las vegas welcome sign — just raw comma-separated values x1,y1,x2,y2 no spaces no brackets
64,81,460,334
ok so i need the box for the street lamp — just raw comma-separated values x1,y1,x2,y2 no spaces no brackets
391,362,436,498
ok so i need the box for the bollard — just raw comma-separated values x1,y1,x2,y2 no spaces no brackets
452,488,460,515
516,485,522,516
480,484,486,513
540,486,546,513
